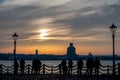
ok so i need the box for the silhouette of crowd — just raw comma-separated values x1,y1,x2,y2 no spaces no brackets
59,57,100,75
12,57,101,75
13,58,41,74
86,57,101,75
32,59,41,74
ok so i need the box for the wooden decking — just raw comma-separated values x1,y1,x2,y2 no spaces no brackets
0,74,120,80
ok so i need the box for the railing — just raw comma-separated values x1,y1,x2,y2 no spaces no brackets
0,63,120,75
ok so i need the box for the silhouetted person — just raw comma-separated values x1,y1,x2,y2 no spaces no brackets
61,59,67,74
20,58,25,74
14,59,19,74
94,57,101,75
32,59,36,74
68,59,73,74
32,59,41,74
37,59,41,74
86,58,94,75
89,58,94,75
77,59,83,75
86,58,90,75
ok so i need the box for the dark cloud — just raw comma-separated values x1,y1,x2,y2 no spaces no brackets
0,0,120,54
51,1,120,36
0,0,119,36
0,0,4,4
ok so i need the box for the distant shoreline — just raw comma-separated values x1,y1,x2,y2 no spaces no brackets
0,53,120,60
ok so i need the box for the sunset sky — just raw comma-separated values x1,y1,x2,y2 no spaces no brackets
0,0,120,55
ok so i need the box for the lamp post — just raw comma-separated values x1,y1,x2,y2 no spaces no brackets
12,32,18,60
109,23,117,75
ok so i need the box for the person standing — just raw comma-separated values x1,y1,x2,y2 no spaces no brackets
68,59,73,74
86,58,90,75
61,59,67,74
94,57,101,75
77,59,83,75
14,59,19,74
20,58,25,74
89,58,94,75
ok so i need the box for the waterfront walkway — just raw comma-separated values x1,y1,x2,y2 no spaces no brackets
0,74,120,80
0,63,120,75
0,62,120,80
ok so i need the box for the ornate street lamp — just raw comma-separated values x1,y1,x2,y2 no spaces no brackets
12,32,18,60
109,23,117,75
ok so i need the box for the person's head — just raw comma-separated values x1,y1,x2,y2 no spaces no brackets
70,43,73,47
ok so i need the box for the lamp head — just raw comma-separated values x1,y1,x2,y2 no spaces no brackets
12,32,18,40
109,23,117,34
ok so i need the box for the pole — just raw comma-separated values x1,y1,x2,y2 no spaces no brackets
14,40,16,60
112,33,115,75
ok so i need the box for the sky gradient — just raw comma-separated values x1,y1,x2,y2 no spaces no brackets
0,0,120,55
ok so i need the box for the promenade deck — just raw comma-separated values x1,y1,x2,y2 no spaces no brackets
0,74,120,80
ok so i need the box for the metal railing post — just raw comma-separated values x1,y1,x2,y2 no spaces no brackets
51,66,53,74
60,67,61,75
43,64,45,74
118,63,120,75
7,68,9,74
28,64,30,74
0,64,2,74
107,65,109,75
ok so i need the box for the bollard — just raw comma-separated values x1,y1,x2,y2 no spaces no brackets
107,65,109,75
60,67,61,75
118,63,120,75
59,64,61,75
28,64,30,74
51,66,53,74
0,64,2,74
43,64,45,74
7,68,9,74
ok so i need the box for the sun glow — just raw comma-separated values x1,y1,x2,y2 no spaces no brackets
39,29,49,39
